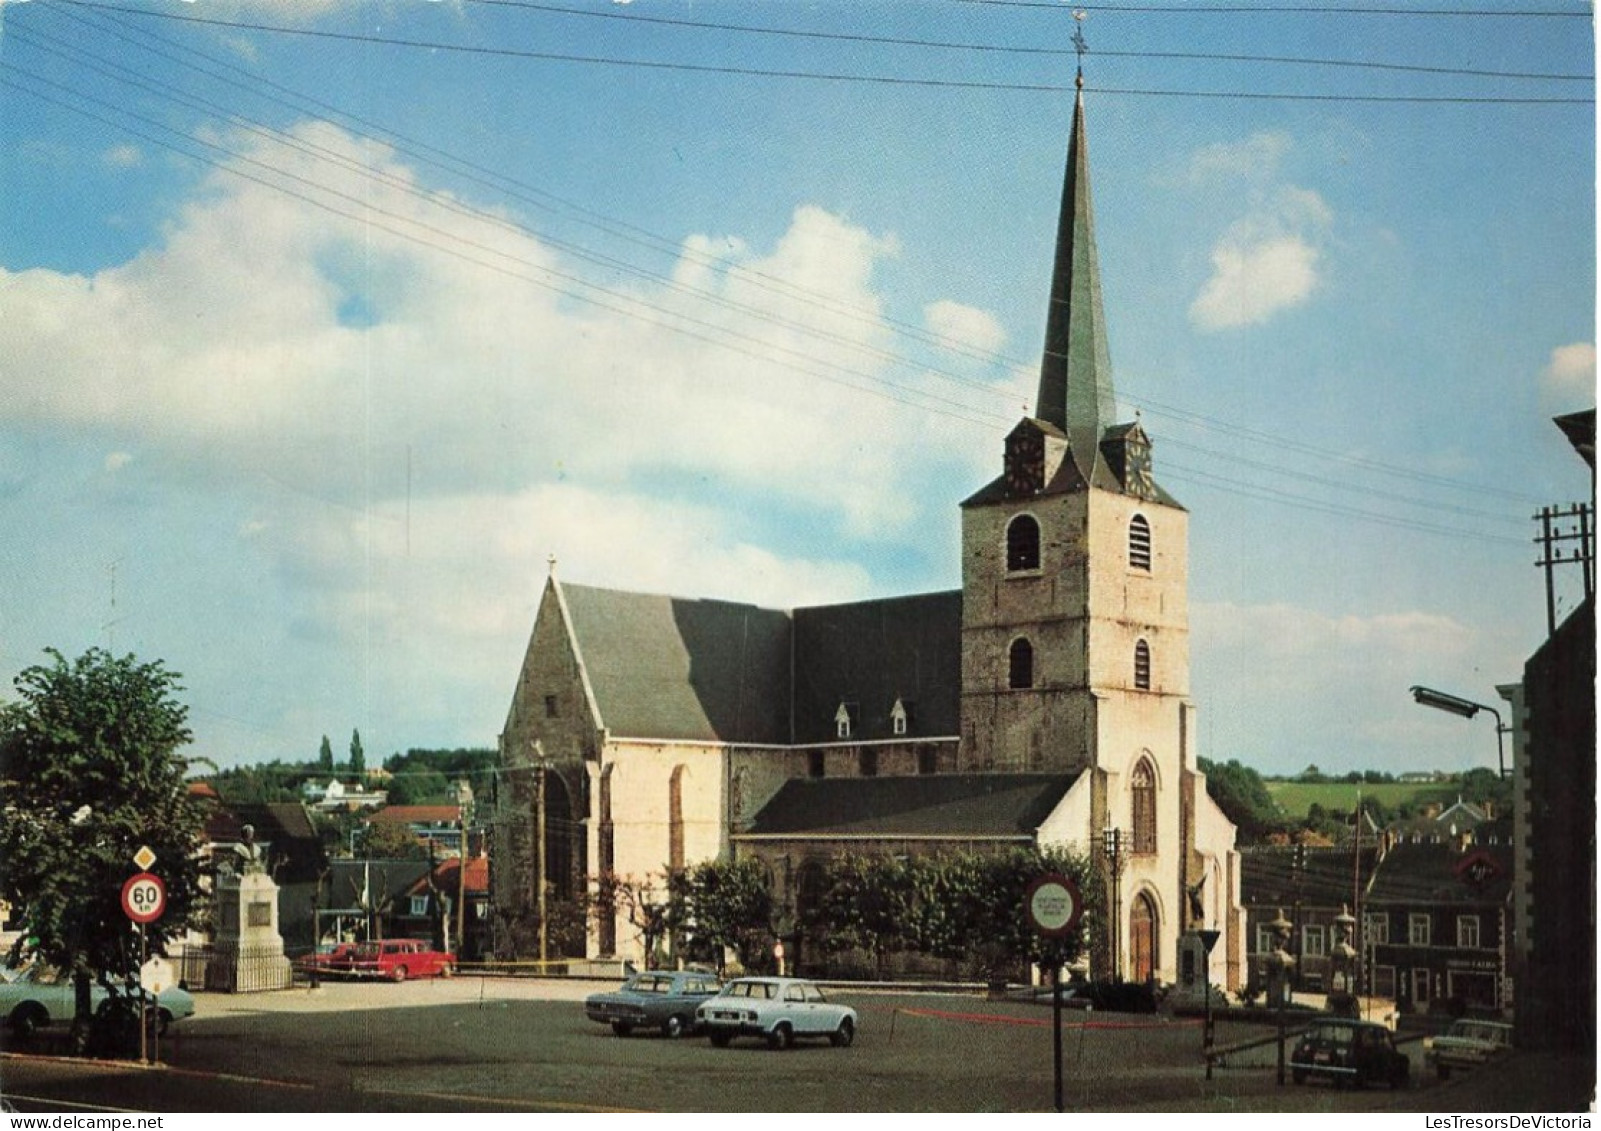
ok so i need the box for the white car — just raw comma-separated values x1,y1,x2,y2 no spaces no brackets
0,963,196,1039
696,976,856,1049
1424,1018,1514,1079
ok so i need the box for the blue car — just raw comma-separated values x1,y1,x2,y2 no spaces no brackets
584,970,721,1038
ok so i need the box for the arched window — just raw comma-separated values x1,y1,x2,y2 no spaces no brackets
1131,758,1157,854
1007,514,1041,572
1128,514,1152,571
1008,638,1034,689
668,765,686,874
1134,639,1151,690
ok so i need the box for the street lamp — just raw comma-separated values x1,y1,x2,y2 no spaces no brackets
1409,685,1508,778
1102,827,1123,982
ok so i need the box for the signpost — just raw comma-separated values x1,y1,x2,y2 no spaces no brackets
122,853,166,1064
1026,873,1083,1113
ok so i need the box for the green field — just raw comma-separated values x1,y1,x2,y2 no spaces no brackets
1264,779,1464,819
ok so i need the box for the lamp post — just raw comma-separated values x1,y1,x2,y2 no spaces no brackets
1331,904,1357,1005
1269,908,1295,1086
1409,685,1508,779
1102,827,1124,982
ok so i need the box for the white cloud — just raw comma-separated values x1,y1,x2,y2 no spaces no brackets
1540,342,1596,405
1189,188,1333,331
0,122,999,544
104,451,134,472
924,300,1006,356
103,145,141,168
1186,131,1292,185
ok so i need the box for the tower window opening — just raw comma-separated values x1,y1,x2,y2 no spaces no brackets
1007,514,1042,572
1129,514,1152,571
1008,638,1035,690
1134,639,1151,690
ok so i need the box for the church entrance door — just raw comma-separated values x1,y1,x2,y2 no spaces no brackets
1130,893,1158,984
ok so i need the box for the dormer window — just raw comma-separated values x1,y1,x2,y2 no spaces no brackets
1007,514,1041,572
890,698,909,736
835,702,853,739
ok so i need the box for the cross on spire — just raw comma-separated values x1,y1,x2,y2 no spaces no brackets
1072,9,1089,88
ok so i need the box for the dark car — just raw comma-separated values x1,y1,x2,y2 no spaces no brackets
1291,1018,1410,1089
584,970,721,1038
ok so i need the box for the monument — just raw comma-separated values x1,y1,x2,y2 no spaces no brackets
205,826,294,992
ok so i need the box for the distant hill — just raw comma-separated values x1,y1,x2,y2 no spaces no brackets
1265,778,1469,820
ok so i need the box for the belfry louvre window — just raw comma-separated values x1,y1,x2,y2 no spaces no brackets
1128,514,1152,571
1134,639,1151,690
1007,514,1041,571
1008,638,1034,689
1131,759,1157,854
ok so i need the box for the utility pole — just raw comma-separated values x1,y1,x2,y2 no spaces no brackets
456,800,470,966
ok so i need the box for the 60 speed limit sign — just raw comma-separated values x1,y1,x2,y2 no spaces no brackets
122,872,166,924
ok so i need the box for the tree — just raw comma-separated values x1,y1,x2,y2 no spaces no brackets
666,859,772,972
0,649,208,1049
1199,758,1284,842
349,729,366,776
318,736,334,772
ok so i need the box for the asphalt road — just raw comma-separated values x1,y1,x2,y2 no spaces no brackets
0,978,1592,1113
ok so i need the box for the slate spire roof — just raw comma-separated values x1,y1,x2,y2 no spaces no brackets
1036,87,1116,486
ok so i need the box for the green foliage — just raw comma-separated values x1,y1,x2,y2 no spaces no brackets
665,859,773,970
803,846,1097,978
381,747,495,806
362,820,427,861
318,736,334,771
349,729,365,775
0,649,208,1028
1198,758,1283,841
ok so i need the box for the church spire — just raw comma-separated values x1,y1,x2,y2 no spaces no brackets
1035,78,1116,484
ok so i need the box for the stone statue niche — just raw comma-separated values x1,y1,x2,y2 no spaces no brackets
205,825,293,992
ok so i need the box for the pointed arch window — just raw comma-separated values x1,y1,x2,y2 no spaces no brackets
1128,514,1152,572
890,698,909,736
1007,514,1042,572
1131,758,1157,855
1008,637,1034,690
1134,639,1151,690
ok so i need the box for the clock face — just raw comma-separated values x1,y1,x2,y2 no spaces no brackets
1007,432,1044,495
1126,440,1153,497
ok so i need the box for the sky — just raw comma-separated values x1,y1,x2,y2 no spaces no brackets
0,0,1593,780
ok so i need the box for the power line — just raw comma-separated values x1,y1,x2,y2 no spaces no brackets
53,1,1595,104
460,0,1591,82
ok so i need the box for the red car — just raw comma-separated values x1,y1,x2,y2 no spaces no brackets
346,939,455,981
295,942,361,978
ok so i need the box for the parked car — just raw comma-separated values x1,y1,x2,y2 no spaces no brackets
0,963,196,1039
1290,1018,1410,1089
696,976,857,1050
294,942,361,978
345,939,455,981
584,970,721,1037
1424,1019,1514,1079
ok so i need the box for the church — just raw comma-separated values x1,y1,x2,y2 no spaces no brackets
491,86,1245,991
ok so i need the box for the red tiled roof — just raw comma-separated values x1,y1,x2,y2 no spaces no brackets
365,805,461,825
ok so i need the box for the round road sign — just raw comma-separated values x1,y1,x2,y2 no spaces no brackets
122,872,166,924
1025,873,1082,938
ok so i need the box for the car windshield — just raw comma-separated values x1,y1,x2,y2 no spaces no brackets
725,981,776,999
1451,1022,1510,1044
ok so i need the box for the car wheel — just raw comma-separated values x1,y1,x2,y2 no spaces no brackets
1292,1070,1307,1085
441,964,455,979
662,1014,685,1039
391,965,408,983
767,1022,793,1051
156,1010,173,1037
611,1022,633,1037
709,1032,732,1048
9,1004,46,1040
830,1018,855,1048
1437,1065,1451,1081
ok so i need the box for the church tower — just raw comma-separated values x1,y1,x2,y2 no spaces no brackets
959,82,1203,982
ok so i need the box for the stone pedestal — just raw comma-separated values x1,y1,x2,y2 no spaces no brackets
1169,930,1221,1009
206,867,293,993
